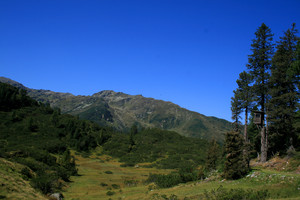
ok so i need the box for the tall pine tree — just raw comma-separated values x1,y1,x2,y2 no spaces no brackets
247,23,274,162
236,71,254,141
268,24,299,154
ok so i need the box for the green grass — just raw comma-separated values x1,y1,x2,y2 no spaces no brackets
0,158,47,200
63,154,300,200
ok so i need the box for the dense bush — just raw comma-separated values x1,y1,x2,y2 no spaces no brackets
30,173,57,194
146,166,202,188
146,173,182,188
21,167,33,180
106,191,115,196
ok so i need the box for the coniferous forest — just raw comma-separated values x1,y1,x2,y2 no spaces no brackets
0,23,300,200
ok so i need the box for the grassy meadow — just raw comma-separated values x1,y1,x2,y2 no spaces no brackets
64,151,300,200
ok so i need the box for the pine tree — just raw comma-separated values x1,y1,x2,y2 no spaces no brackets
223,131,249,180
247,23,274,162
290,41,300,91
231,89,242,132
236,71,254,141
268,24,299,154
205,138,219,172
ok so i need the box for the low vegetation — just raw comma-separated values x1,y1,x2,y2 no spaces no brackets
63,153,300,200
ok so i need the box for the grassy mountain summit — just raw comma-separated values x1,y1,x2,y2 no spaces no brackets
0,77,231,141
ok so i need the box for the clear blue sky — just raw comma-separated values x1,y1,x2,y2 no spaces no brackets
1,0,299,121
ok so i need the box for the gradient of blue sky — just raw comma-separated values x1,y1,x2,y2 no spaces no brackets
1,0,299,121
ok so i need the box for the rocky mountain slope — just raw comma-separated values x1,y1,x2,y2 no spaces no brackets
0,77,231,141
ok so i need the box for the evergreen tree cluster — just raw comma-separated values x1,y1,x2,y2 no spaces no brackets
230,23,300,166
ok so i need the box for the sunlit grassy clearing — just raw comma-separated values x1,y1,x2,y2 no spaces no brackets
64,153,174,200
64,153,300,200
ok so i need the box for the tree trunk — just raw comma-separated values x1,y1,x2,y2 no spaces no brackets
260,126,267,162
244,107,248,141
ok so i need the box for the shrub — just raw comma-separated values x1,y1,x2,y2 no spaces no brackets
56,166,71,182
106,191,115,196
111,184,120,189
104,170,113,174
21,167,33,180
146,173,182,188
31,174,56,194
100,182,108,187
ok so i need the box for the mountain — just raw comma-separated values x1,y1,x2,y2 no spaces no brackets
0,77,231,141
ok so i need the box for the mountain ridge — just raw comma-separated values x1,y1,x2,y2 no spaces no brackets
0,76,231,141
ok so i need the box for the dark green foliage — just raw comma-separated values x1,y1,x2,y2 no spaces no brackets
59,149,77,178
247,23,274,109
203,185,269,200
21,167,33,180
104,170,113,174
106,191,115,196
100,182,108,187
146,173,182,188
0,83,112,194
0,82,37,111
129,124,138,151
146,166,201,188
27,117,38,132
111,184,120,189
291,41,300,90
178,166,199,182
224,131,249,180
30,173,57,195
247,108,261,156
103,128,208,169
205,138,219,171
268,24,299,155
247,23,274,162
